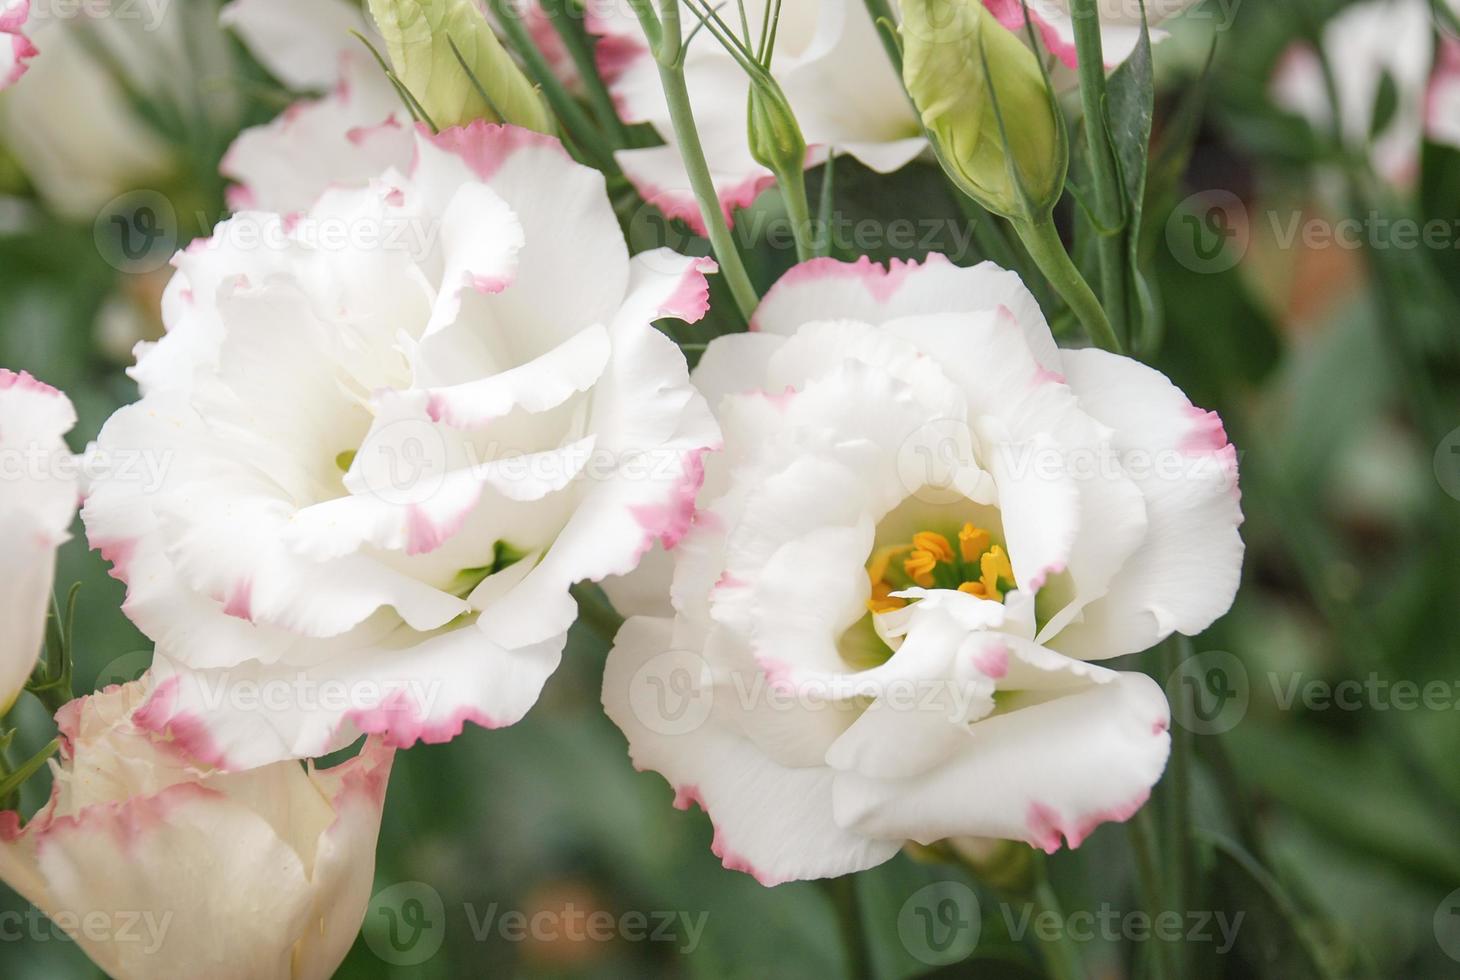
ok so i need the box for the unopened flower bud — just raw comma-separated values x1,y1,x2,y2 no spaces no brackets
901,0,1064,219
747,78,807,179
367,0,553,132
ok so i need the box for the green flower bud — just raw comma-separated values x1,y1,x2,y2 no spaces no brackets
900,0,1064,219
367,0,553,133
747,78,807,179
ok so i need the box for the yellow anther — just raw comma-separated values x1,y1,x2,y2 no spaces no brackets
980,545,1013,601
867,580,907,615
867,544,911,586
958,581,993,599
958,524,990,563
904,549,938,588
912,531,955,565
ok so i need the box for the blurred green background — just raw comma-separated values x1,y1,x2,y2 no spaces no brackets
2,0,1460,977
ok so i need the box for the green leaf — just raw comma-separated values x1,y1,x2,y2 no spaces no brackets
1103,1,1156,350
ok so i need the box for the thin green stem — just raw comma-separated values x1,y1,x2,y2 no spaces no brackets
815,151,838,257
1069,0,1129,346
1158,641,1193,980
823,876,873,980
1126,809,1180,980
861,0,903,72
1013,216,1121,353
779,165,815,262
539,0,630,145
487,0,618,173
1032,858,1087,980
649,0,760,321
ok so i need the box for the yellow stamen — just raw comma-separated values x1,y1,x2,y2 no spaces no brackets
867,580,907,615
958,581,993,599
904,549,938,588
958,524,990,563
912,531,955,565
980,545,1014,601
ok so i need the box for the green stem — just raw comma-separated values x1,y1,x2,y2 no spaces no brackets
815,150,838,257
539,0,630,145
824,876,873,980
860,0,903,72
1013,216,1120,353
1069,0,1129,346
487,0,618,174
1032,858,1087,980
1126,809,1179,980
649,1,761,322
778,165,815,262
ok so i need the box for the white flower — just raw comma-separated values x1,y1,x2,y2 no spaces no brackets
1271,0,1451,184
221,0,584,215
0,0,236,218
589,0,927,233
0,681,392,980
0,0,35,90
982,0,1203,69
84,122,721,771
221,0,414,215
602,256,1244,884
0,370,77,713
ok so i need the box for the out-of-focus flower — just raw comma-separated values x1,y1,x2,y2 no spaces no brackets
982,0,1202,69
902,0,1063,219
1272,0,1452,185
84,123,720,771
589,0,927,234
602,256,1244,884
0,681,393,980
367,0,553,131
0,0,236,219
0,0,36,90
0,370,76,713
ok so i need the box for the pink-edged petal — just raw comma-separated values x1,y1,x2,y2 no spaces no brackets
603,616,901,885
832,668,1170,851
0,23,35,91
616,143,776,236
1051,349,1244,660
1429,39,1460,150
752,255,1062,370
0,370,77,711
221,51,410,214
137,618,563,769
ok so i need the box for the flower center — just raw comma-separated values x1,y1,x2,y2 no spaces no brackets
867,523,1014,615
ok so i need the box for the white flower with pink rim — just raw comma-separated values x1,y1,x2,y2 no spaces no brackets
588,0,928,234
601,255,1244,885
83,122,721,772
0,369,77,715
0,681,393,980
0,0,35,90
982,0,1203,70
